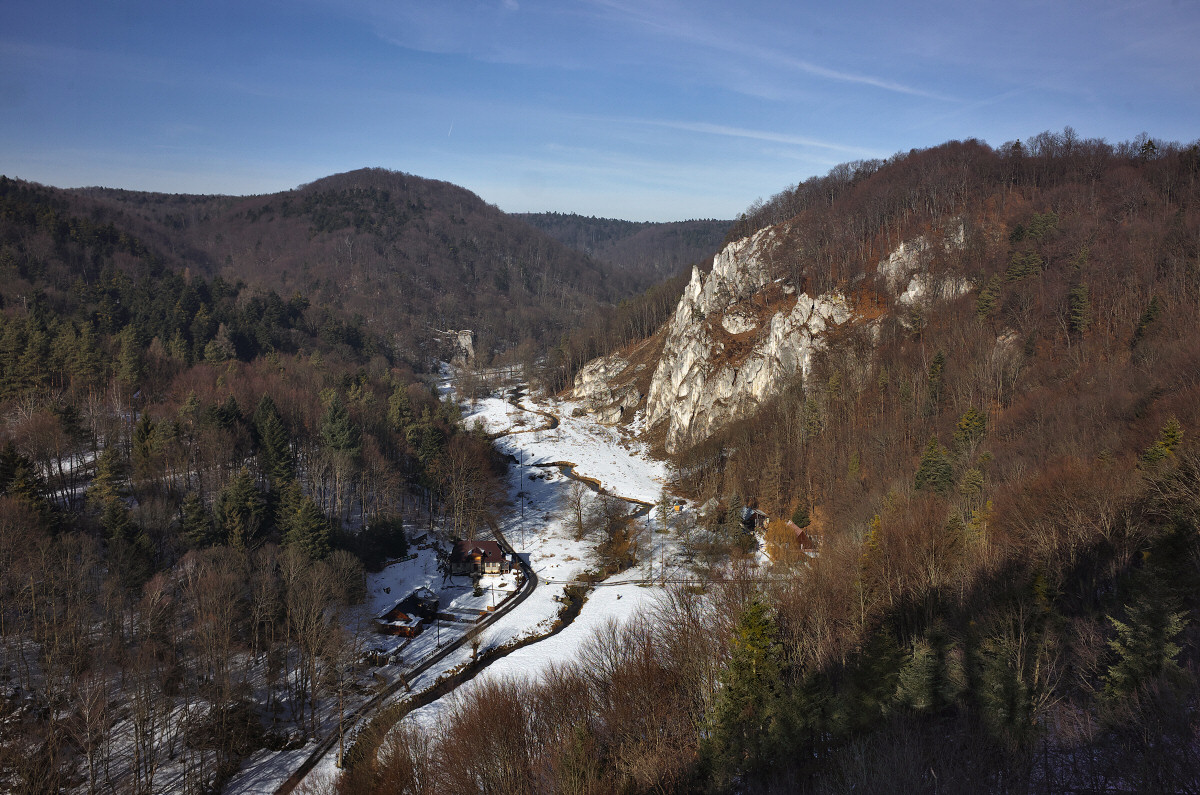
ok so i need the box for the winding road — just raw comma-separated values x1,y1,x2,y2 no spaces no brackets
271,384,660,793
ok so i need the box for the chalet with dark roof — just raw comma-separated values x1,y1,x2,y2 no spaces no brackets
449,539,510,576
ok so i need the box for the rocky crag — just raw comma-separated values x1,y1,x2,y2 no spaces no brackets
573,221,969,453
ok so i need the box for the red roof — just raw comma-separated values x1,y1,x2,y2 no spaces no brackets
786,521,817,550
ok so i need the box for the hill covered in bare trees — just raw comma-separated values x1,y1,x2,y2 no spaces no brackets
515,212,732,279
68,168,658,369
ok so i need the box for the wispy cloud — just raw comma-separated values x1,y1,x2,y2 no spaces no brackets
585,0,953,101
767,54,954,101
630,118,886,158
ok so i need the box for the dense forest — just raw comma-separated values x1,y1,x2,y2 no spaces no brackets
515,213,732,279
0,176,509,792
334,132,1200,793
71,169,657,369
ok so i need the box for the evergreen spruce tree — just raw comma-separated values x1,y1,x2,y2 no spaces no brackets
116,326,144,389
254,395,294,486
1104,585,1188,699
976,276,1001,320
71,323,103,389
915,436,954,494
387,383,413,434
842,629,904,731
954,406,988,454
0,442,56,530
103,497,153,589
898,628,963,712
1141,417,1184,466
87,446,128,509
321,393,361,456
216,465,264,551
282,495,331,560
1069,282,1092,337
926,351,946,412
704,599,785,788
181,491,219,549
131,412,156,483
18,317,49,390
1132,295,1162,347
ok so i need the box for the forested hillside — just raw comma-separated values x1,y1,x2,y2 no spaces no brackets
68,168,651,368
0,175,509,792
343,132,1200,793
516,213,731,279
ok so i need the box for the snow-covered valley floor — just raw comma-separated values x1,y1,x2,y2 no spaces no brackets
233,378,697,793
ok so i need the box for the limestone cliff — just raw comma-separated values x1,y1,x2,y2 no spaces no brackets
643,228,850,453
572,223,970,454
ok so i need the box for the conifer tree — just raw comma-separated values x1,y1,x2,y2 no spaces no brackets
321,394,361,456
116,326,144,389
71,323,103,389
704,598,785,786
180,491,219,549
1141,417,1184,466
842,628,904,730
975,276,1000,320
131,412,156,485
283,495,331,560
103,498,153,589
0,442,56,529
18,317,49,390
953,406,988,454
1132,295,1162,347
898,629,962,711
254,396,294,486
915,436,953,494
926,351,946,412
1069,282,1091,338
1104,583,1188,699
216,465,264,551
387,383,413,434
87,446,128,509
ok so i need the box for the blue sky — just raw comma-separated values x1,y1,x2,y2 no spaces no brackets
2,0,1198,221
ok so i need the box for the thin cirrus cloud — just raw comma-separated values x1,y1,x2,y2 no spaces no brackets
357,0,945,102
586,0,952,101
627,119,887,159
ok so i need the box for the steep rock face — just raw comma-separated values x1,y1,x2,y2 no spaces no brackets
644,228,851,453
573,351,643,424
572,222,971,453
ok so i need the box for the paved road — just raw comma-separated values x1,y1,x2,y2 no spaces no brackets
273,522,537,794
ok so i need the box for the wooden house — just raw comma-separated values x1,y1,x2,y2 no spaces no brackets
449,539,510,577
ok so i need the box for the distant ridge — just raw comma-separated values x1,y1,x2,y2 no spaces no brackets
58,168,667,366
516,212,732,278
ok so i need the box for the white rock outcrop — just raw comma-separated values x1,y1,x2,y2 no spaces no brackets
644,229,850,453
878,220,970,306
572,222,974,453
573,352,642,424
